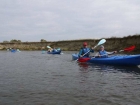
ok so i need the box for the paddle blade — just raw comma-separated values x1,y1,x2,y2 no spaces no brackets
94,39,106,49
78,58,90,62
47,46,51,49
57,48,61,50
97,39,106,46
124,45,135,52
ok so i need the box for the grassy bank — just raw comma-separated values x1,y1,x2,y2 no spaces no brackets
0,35,140,53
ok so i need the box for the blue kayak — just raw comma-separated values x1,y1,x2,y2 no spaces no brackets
47,50,61,54
72,54,140,66
11,49,16,53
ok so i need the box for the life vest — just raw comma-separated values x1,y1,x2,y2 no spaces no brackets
81,48,90,57
99,50,108,58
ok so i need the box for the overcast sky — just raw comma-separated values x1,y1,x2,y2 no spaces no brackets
0,0,140,42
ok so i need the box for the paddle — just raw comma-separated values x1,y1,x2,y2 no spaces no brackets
76,39,106,62
78,57,91,62
119,45,135,52
47,46,61,51
78,45,136,63
47,46,51,49
56,48,63,54
57,48,61,51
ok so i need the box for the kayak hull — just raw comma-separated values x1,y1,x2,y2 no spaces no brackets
11,49,16,53
47,50,61,54
72,54,79,60
72,54,140,66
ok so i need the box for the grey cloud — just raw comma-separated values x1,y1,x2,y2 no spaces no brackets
0,0,140,42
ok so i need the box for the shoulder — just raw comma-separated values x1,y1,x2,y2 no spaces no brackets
80,47,83,50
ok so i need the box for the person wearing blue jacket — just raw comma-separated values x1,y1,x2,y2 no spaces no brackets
97,45,117,58
78,42,94,57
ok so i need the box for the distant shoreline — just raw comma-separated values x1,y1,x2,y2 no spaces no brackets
0,35,140,53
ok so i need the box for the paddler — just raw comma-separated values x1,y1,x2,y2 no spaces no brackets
97,45,117,58
78,42,94,57
48,47,53,52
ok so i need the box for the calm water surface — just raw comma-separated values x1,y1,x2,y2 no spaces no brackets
0,51,140,105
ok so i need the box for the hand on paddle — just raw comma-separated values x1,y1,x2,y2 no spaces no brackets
91,47,94,50
79,55,83,58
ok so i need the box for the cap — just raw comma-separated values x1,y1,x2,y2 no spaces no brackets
100,45,104,48
83,42,87,46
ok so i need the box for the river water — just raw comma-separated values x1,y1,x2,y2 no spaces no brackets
0,51,140,105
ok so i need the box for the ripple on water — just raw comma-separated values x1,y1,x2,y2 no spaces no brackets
0,51,140,105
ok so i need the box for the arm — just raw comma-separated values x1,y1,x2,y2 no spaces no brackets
90,47,94,53
78,49,83,57
106,51,117,55
97,51,107,57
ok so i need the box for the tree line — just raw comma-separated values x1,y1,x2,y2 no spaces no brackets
3,39,47,43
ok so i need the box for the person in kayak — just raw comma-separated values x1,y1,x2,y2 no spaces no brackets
78,42,94,57
48,47,53,52
52,47,58,52
97,45,117,58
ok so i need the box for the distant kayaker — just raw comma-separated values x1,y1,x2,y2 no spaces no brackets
48,48,53,52
47,46,52,52
10,48,16,53
52,47,57,52
41,47,45,54
78,42,94,57
97,45,117,58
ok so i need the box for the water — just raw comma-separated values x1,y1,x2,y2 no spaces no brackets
0,51,140,105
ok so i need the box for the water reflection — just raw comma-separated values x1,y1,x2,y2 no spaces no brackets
78,63,89,70
0,51,140,105
78,62,140,75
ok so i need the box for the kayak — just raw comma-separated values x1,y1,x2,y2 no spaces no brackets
11,49,16,53
72,54,140,66
47,50,61,54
